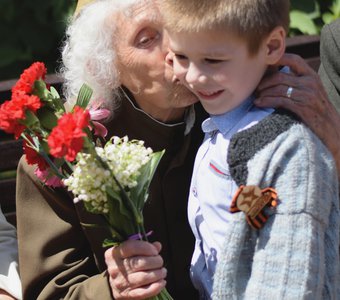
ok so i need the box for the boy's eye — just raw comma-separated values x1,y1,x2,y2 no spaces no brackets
205,58,223,64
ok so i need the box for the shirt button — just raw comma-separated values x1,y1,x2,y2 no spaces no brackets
192,187,198,197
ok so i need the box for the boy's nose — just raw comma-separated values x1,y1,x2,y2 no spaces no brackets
165,51,174,67
186,63,207,85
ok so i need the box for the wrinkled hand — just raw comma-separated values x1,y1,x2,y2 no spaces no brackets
255,53,340,174
105,240,167,299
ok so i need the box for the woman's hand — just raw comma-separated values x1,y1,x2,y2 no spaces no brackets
105,240,167,299
255,53,340,175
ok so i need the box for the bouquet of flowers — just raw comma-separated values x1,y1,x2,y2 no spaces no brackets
0,62,172,299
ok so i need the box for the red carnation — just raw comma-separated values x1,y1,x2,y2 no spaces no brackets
48,106,90,162
12,62,47,96
12,93,42,113
23,139,49,171
0,93,42,138
0,100,26,138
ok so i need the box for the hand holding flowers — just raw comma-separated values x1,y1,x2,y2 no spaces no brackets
0,62,172,299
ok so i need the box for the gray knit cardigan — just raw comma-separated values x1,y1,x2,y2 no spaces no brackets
212,110,340,299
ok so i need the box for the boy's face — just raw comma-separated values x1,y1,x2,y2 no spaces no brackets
168,28,269,115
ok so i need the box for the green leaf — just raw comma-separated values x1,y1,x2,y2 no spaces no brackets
49,86,62,103
37,107,58,130
52,158,65,168
290,11,319,35
80,222,103,229
75,84,93,109
322,13,335,24
22,110,40,128
33,80,50,101
331,0,340,16
105,186,137,237
39,139,49,154
53,97,67,114
130,150,165,211
106,187,135,220
102,239,121,248
308,1,321,19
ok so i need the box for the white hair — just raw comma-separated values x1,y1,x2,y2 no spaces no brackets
59,0,142,113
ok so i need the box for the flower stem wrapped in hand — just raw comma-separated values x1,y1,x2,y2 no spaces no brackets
0,62,172,300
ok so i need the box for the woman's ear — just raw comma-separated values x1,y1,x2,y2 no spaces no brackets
264,26,286,65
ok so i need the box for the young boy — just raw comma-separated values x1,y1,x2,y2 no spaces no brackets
159,0,340,298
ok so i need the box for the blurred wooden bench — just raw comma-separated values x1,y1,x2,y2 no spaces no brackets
0,35,321,226
286,34,321,71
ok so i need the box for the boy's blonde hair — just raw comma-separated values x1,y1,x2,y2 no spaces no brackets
160,0,290,55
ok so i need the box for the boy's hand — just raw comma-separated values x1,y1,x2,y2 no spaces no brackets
105,240,167,299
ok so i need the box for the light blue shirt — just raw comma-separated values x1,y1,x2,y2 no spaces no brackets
188,96,273,298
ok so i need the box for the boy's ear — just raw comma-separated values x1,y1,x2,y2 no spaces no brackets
264,26,286,65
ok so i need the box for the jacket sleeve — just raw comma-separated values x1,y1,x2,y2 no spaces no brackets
243,125,340,299
16,156,113,300
0,205,22,300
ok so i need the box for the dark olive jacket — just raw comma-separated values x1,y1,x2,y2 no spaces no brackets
319,18,340,113
16,93,207,300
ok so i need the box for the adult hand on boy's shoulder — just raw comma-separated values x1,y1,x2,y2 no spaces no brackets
254,53,328,125
105,240,167,299
254,53,340,172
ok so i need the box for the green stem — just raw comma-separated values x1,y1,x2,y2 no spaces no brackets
21,133,65,179
95,154,141,232
103,215,124,241
21,133,38,151
65,159,74,173
139,217,149,242
40,152,66,179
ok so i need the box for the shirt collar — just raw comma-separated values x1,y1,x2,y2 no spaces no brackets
202,95,254,134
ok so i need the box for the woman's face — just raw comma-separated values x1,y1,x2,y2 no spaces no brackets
115,0,198,122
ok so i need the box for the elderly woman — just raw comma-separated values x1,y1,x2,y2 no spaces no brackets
17,1,202,299
16,1,340,300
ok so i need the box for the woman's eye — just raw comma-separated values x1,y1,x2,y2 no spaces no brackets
139,37,152,47
136,29,160,48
